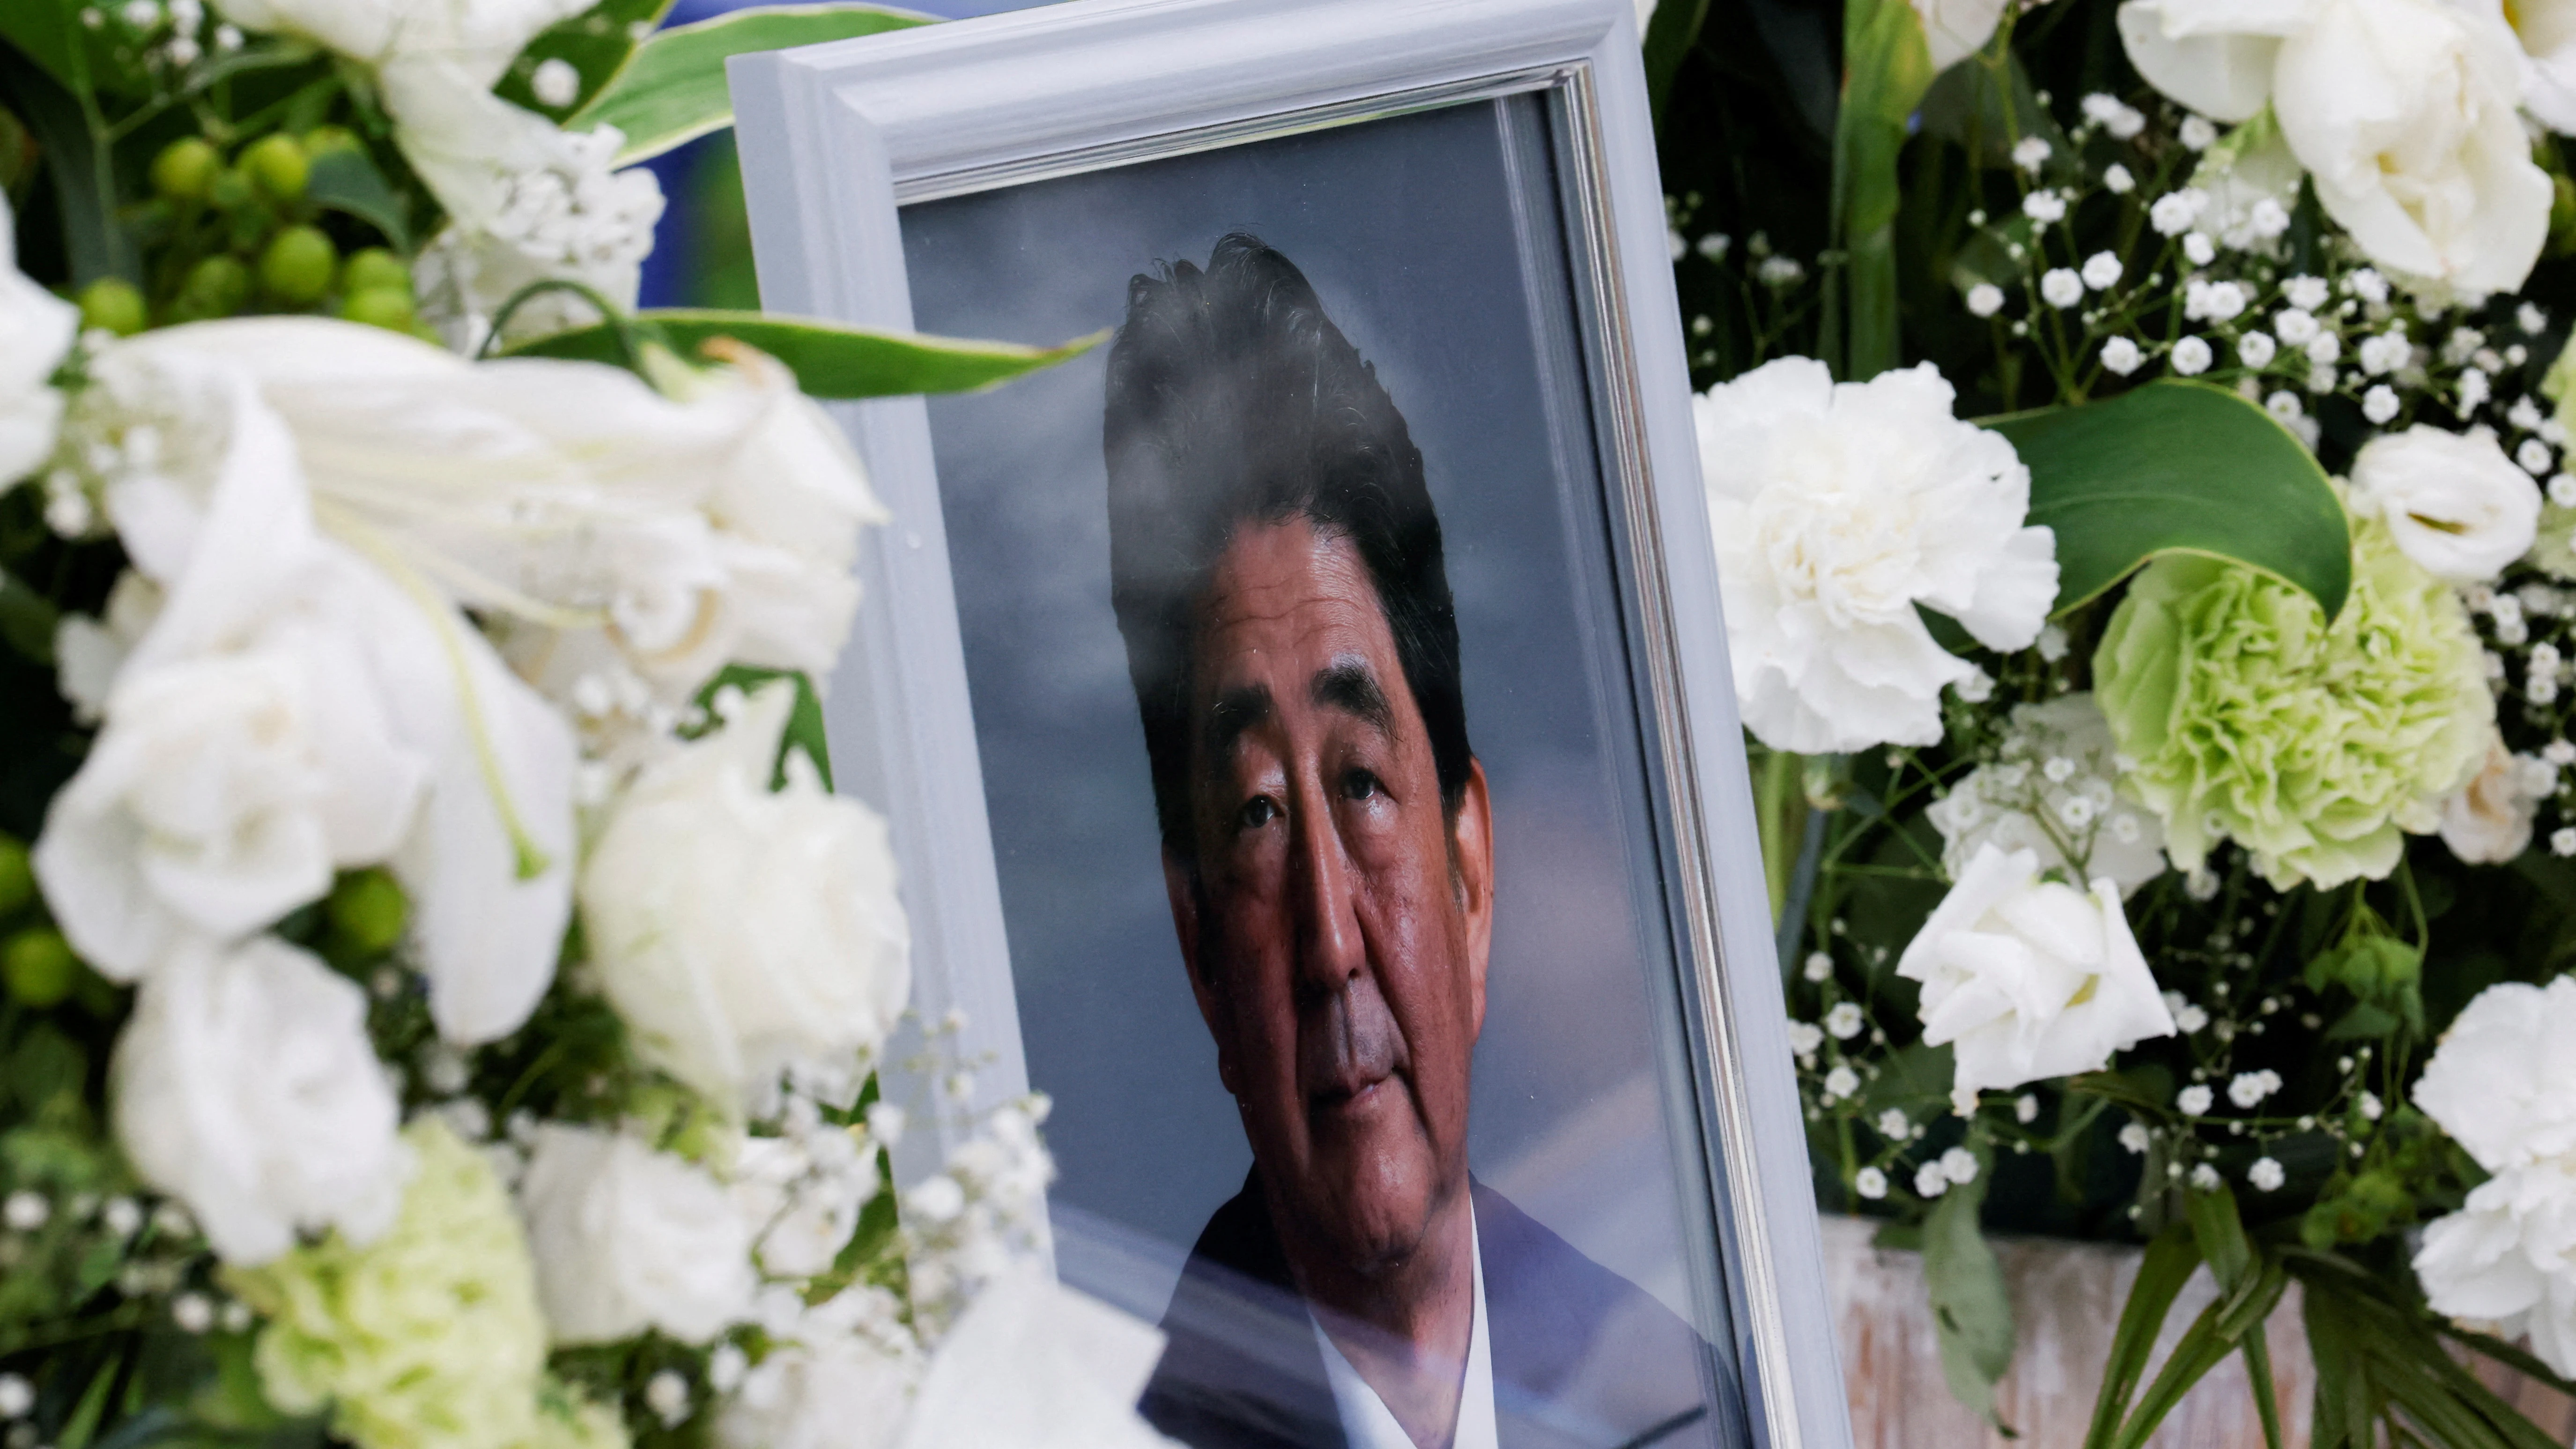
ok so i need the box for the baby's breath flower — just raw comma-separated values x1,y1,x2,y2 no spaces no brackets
2041,268,2083,308
2102,336,2144,375
2179,114,2217,150
2249,1157,2286,1191
2025,191,2068,224
2239,332,2276,368
2364,385,2400,424
1966,281,2006,317
2081,251,2123,290
2172,337,2213,376
2013,136,2052,172
2104,163,2136,193
1855,1167,1888,1199
1915,1161,1949,1198
2178,1084,2214,1115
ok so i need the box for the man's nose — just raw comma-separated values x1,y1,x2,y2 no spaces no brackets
1288,779,1365,996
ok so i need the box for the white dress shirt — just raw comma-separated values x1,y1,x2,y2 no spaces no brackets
1308,1216,1497,1449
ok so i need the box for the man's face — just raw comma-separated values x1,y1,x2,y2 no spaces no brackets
1162,517,1494,1280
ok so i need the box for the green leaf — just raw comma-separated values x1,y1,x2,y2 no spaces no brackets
303,147,411,251
570,4,934,164
504,310,1103,398
496,0,673,126
2243,1330,2286,1449
0,567,59,665
2184,1181,2253,1294
2113,1263,2288,1449
0,40,135,284
699,665,832,791
1989,380,2352,621
1922,1159,2015,1429
1642,0,1711,126
2083,1225,2200,1449
0,0,85,96
1918,44,2066,173
1828,0,1936,381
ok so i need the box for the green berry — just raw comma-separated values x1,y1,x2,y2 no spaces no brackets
326,868,409,958
179,254,252,315
76,277,146,337
338,247,411,298
207,167,253,212
0,835,30,918
3,928,75,1008
338,286,416,332
260,226,337,305
240,133,309,204
149,137,221,203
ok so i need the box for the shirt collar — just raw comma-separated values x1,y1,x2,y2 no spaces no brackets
1307,1209,1497,1449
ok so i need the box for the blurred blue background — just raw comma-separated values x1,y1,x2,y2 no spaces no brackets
634,0,1048,309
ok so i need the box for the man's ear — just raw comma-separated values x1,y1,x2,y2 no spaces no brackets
1162,847,1241,1099
1452,759,1495,1040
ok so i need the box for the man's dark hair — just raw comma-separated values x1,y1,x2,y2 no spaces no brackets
1103,233,1472,863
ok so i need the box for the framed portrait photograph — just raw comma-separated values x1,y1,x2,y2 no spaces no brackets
729,2,1851,1446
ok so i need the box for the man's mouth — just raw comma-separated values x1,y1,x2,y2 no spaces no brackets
1309,1072,1393,1117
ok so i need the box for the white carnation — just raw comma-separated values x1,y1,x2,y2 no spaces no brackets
2414,1157,2576,1375
2413,976,2576,1173
1694,358,2057,754
581,682,910,1112
112,937,407,1264
516,1124,757,1345
1896,843,2178,1113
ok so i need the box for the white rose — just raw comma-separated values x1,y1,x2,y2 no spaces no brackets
581,682,910,1111
112,937,408,1264
2118,0,2551,295
2349,424,2542,581
516,1124,756,1345
36,624,426,980
0,190,76,486
2413,976,2576,1173
1913,0,2009,70
1896,843,2178,1111
1926,694,2168,896
2439,734,2550,863
2413,1157,2576,1375
1695,358,2058,754
2491,0,2576,132
894,1268,1174,1449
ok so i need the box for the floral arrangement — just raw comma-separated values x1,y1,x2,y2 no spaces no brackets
1648,0,2576,1442
0,3,1163,1449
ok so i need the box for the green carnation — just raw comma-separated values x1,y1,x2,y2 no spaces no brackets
2095,510,2492,890
226,1120,608,1449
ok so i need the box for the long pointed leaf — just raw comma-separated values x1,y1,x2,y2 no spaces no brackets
2243,1330,2285,1449
1830,0,1934,380
570,3,933,163
1642,0,1711,125
1989,380,2352,621
504,310,1103,398
1922,1163,2015,1429
2084,1224,2200,1449
2112,1263,2287,1449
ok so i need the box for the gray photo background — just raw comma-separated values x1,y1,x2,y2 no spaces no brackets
899,98,1707,1332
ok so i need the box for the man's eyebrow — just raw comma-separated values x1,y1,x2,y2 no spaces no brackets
1311,657,1392,736
1202,682,1274,762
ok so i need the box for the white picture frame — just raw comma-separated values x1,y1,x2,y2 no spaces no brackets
727,4,1851,1445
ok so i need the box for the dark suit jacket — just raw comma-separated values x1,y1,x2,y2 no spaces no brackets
1138,1174,1747,1449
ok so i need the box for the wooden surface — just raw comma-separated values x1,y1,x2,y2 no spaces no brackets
1819,1215,2576,1447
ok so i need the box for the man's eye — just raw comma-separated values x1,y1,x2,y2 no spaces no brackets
1237,796,1281,830
1343,769,1382,801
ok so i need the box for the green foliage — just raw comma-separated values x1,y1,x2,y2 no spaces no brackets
1921,1148,2014,1430
497,0,677,126
507,308,1104,398
570,4,934,165
2293,1249,2576,1449
1989,381,2353,621
695,665,833,791
1829,0,1936,381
